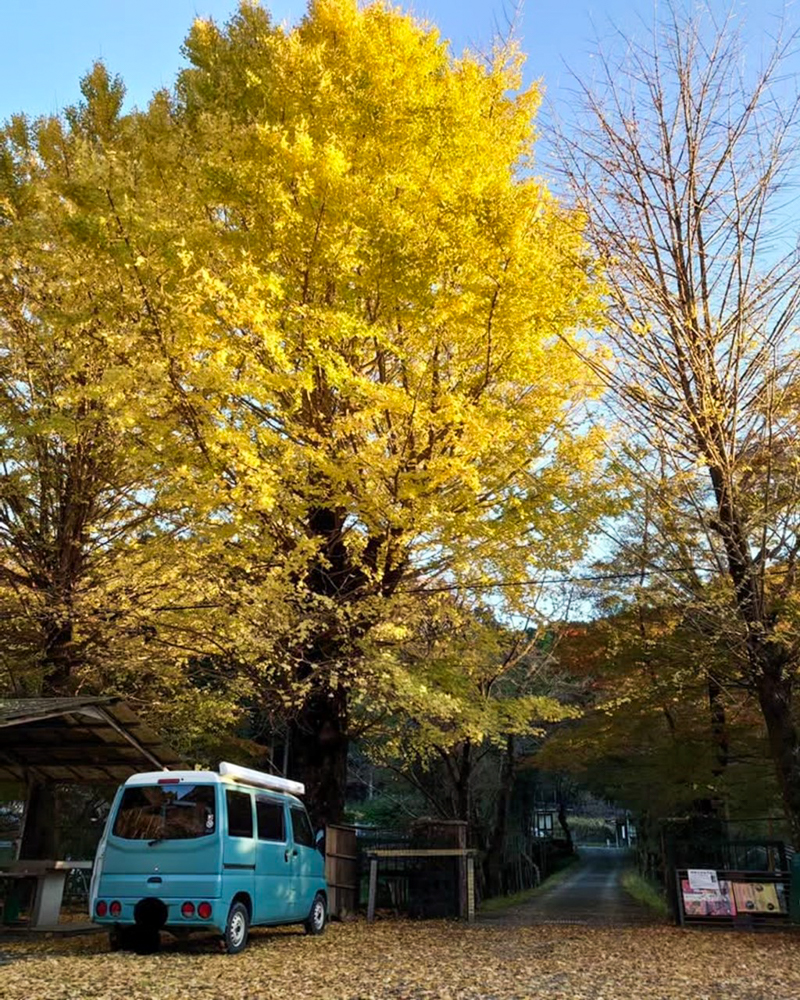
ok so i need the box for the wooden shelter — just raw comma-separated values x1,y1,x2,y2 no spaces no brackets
0,697,182,930
0,697,182,785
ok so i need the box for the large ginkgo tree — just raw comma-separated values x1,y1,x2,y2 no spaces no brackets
3,0,610,826
124,0,610,823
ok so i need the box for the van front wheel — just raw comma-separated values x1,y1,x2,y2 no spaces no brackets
303,893,327,936
223,902,250,954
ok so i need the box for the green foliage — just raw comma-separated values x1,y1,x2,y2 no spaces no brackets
478,855,580,913
360,604,580,766
621,869,668,917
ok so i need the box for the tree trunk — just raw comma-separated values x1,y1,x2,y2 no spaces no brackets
454,740,472,821
286,503,378,829
756,664,800,846
706,672,729,819
287,685,348,829
707,674,729,777
484,736,515,898
557,799,573,853
708,466,800,842
19,643,74,860
41,614,77,695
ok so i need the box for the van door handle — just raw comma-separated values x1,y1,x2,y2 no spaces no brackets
284,848,298,862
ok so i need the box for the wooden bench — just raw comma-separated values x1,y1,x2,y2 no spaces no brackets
1,860,93,928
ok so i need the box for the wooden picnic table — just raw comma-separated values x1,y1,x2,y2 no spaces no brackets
1,860,93,928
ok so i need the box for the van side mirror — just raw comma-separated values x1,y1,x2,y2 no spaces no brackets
315,829,325,854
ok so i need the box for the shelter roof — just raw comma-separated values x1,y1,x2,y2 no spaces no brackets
0,697,183,785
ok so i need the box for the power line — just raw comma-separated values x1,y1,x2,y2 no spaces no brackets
403,567,707,594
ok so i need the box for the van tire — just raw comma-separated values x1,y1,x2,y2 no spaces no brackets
223,901,250,954
303,893,327,936
133,928,160,955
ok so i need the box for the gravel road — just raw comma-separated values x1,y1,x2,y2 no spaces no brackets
479,847,659,926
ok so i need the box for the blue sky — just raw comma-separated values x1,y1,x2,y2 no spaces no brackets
1,0,760,123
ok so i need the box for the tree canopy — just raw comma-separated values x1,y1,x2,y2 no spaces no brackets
0,0,610,825
556,1,800,842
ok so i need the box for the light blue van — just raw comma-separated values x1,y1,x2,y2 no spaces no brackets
90,762,327,953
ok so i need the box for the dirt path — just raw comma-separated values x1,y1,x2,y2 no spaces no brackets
479,846,658,926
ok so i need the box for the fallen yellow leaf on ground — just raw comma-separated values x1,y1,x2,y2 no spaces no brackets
1,920,798,1000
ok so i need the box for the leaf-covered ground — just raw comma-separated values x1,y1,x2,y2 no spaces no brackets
2,921,799,1000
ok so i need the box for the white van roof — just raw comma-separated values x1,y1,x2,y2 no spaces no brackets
126,770,220,786
124,762,305,799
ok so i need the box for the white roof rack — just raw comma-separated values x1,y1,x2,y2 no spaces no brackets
219,761,305,797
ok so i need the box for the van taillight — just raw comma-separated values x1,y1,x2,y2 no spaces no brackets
181,901,195,918
96,900,108,917
109,900,122,917
197,901,212,919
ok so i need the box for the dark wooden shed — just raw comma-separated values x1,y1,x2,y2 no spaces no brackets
0,697,182,785
0,697,182,928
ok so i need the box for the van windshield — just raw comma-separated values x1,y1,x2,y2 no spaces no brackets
113,784,216,841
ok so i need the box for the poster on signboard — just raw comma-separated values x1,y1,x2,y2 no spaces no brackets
681,877,736,917
730,882,784,914
687,869,719,891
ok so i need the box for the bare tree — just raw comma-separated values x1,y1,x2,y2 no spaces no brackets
556,4,800,840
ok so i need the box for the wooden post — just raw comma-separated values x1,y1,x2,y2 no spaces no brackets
456,823,467,919
675,870,685,927
467,855,475,923
367,857,378,923
325,825,359,919
18,779,58,860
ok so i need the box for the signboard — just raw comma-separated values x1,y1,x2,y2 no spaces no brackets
676,868,790,926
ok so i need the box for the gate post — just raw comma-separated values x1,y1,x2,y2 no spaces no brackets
367,856,378,922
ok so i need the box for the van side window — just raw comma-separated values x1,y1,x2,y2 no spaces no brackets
226,789,253,838
256,798,285,842
290,806,314,848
